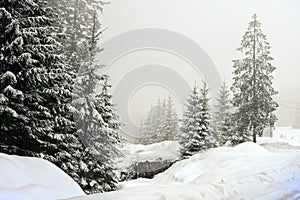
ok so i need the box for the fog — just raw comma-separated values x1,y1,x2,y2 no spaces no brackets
99,0,300,127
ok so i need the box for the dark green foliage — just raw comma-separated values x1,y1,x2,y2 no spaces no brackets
0,0,75,161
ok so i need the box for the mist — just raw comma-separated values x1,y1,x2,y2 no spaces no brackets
99,0,300,128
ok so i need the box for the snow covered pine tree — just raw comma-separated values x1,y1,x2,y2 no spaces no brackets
48,0,107,71
163,95,179,141
230,14,278,145
72,10,121,194
180,82,216,158
212,82,232,146
0,0,82,170
95,74,122,146
139,97,179,144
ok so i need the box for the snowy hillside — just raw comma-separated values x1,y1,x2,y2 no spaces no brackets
68,140,300,200
0,153,85,200
1,128,300,200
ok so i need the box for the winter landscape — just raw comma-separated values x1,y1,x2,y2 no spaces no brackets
1,0,300,200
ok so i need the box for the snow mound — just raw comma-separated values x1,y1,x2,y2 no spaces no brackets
67,141,300,200
115,140,180,169
258,127,300,151
0,153,85,200
233,141,269,153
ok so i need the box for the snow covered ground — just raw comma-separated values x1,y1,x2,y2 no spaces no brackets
115,140,181,169
68,141,300,200
0,153,85,200
1,127,300,200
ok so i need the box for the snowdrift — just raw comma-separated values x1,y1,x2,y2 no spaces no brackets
115,140,181,169
1,128,300,200
0,153,85,200
68,142,300,200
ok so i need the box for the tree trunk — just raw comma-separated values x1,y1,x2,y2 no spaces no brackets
252,124,257,143
253,132,256,143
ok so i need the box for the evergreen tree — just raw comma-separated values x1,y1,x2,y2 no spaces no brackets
163,95,179,140
230,14,278,144
48,0,106,70
138,97,179,144
0,0,105,194
138,102,161,144
180,82,216,158
212,82,232,146
0,0,81,165
72,10,121,193
95,74,122,144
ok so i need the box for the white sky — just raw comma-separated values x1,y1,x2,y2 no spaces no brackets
99,0,300,126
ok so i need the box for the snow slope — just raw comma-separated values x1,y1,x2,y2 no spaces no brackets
1,128,300,200
0,153,85,200
68,141,300,200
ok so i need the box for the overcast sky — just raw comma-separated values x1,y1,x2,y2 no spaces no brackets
99,0,300,126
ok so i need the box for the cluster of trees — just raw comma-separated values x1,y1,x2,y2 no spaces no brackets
138,96,179,144
180,14,278,158
179,82,217,158
0,0,120,194
0,1,278,193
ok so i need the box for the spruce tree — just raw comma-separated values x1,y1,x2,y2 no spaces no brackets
212,82,232,146
163,95,179,140
72,10,121,194
230,14,278,144
0,0,80,161
180,82,216,158
48,0,106,70
138,101,162,144
95,74,122,145
138,97,179,144
0,0,98,193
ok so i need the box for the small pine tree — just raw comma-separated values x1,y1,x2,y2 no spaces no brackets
180,82,216,158
95,74,122,145
212,82,232,146
163,95,179,140
138,97,179,144
230,14,278,144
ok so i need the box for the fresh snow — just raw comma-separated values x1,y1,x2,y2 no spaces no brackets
1,127,300,200
68,127,300,200
115,140,181,169
0,153,85,200
259,127,300,146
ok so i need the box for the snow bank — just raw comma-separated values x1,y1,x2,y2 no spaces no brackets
258,127,300,151
67,141,300,200
0,153,85,200
115,140,180,169
271,127,300,146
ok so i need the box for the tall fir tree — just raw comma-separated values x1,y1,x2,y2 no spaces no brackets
72,9,121,194
0,0,110,194
48,0,106,70
180,82,216,158
230,14,278,144
211,82,232,146
0,0,83,167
